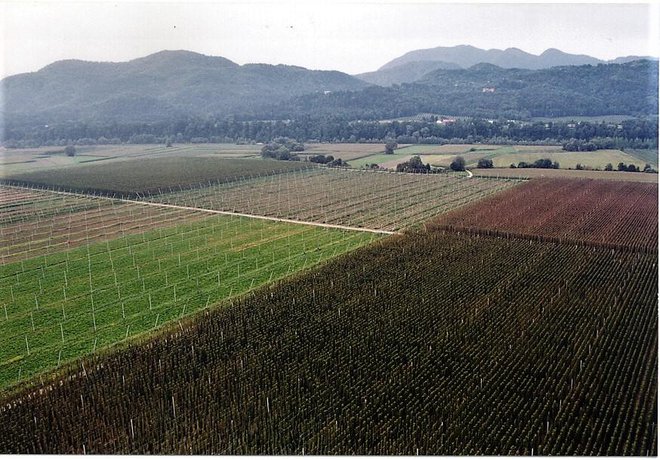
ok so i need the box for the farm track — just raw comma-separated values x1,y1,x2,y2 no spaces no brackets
149,168,518,232
0,184,395,237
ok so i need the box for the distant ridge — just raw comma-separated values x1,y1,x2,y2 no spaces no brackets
357,45,658,86
1,50,368,124
380,45,601,71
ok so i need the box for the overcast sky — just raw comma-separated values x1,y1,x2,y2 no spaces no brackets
1,1,658,78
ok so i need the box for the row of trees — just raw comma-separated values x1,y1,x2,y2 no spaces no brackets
3,117,657,149
309,155,349,167
511,158,560,169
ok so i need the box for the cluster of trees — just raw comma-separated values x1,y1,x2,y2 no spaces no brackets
395,156,432,173
260,137,305,161
562,139,598,151
450,156,467,171
511,158,560,169
3,117,657,150
477,158,494,168
384,140,398,154
607,162,657,173
309,154,349,167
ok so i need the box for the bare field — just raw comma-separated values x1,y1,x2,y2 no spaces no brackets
473,167,659,183
0,186,208,264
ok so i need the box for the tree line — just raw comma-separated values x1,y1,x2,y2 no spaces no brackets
2,116,657,150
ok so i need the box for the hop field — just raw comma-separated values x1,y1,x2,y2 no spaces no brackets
0,188,379,390
0,232,655,455
149,168,518,231
430,178,658,251
1,186,209,264
2,157,313,197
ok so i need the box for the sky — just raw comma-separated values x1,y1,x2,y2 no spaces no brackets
1,1,658,79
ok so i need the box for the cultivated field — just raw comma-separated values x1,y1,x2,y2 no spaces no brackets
0,149,656,456
0,232,655,455
149,168,518,231
430,178,658,251
0,144,262,177
473,167,659,182
489,149,646,169
3,157,312,196
352,144,647,171
0,186,209,264
302,143,389,161
0,208,377,390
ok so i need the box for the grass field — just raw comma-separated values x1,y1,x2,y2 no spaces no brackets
351,144,647,171
0,211,378,391
489,149,646,169
627,149,658,168
303,143,389,161
0,144,262,177
3,157,313,196
149,168,518,231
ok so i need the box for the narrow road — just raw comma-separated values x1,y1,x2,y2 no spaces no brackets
1,184,397,235
465,169,473,178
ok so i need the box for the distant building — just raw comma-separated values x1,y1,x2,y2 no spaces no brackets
482,87,496,93
436,118,456,125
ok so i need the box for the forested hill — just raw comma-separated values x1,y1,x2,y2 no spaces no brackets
1,50,368,125
269,60,659,120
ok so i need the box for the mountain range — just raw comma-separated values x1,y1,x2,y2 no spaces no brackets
1,46,657,128
274,60,658,120
1,50,367,124
356,45,657,86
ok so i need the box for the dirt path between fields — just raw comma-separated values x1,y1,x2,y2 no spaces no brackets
1,185,397,236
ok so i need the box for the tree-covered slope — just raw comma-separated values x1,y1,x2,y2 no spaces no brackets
273,60,658,120
1,50,368,124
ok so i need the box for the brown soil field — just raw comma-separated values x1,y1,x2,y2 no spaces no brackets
0,186,207,263
429,178,658,252
472,168,659,183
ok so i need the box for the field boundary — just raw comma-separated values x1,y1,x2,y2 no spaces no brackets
1,184,397,236
429,224,657,254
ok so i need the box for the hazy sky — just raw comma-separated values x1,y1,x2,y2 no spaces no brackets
1,1,658,78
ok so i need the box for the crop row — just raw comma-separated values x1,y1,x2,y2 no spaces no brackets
429,178,658,251
0,190,207,264
149,168,518,231
0,214,378,390
2,157,313,196
0,232,655,454
0,186,105,226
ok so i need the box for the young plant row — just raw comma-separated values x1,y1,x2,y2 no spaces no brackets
0,213,377,390
0,232,655,455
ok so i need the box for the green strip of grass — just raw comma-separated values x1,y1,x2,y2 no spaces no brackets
0,214,379,391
